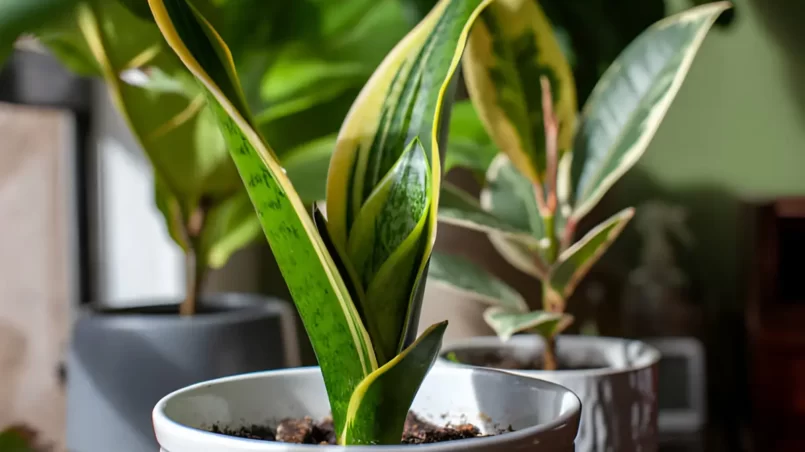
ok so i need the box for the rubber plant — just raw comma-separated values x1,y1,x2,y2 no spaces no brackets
431,0,731,370
0,0,414,316
148,0,491,444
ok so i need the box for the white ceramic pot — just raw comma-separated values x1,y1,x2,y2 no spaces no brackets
440,335,661,452
153,366,581,451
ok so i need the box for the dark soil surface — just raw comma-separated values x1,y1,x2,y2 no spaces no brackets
210,412,499,445
446,349,608,371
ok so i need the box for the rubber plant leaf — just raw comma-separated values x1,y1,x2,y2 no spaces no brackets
199,190,262,269
569,2,731,222
429,252,528,313
484,307,573,341
341,321,448,445
326,0,495,362
461,0,577,185
148,0,376,435
546,208,635,311
439,181,538,244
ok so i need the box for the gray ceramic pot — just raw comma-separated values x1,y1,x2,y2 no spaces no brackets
66,293,300,452
440,335,661,452
153,366,581,451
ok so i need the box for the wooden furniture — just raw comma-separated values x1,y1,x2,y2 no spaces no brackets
747,198,805,451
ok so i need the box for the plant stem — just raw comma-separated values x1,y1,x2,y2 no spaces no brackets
179,205,208,316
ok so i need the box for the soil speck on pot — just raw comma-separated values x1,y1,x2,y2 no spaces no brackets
210,412,502,445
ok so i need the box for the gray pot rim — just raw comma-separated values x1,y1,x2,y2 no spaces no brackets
76,292,293,329
440,335,661,378
153,365,582,450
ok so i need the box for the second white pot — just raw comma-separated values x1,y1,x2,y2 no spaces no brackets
440,335,661,452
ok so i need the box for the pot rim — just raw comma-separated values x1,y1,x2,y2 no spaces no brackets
153,365,582,451
440,335,661,378
77,293,293,328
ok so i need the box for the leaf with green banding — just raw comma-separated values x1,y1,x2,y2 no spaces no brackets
281,134,338,203
327,0,494,246
484,307,573,341
462,0,577,184
569,2,730,222
481,154,544,239
327,0,494,360
548,208,634,304
148,0,376,435
341,321,447,445
348,138,431,363
439,181,538,244
429,252,528,313
444,100,496,175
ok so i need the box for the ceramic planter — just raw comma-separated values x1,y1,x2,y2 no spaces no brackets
440,335,661,452
153,365,581,451
66,293,300,452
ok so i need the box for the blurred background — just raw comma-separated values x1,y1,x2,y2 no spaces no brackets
0,0,803,451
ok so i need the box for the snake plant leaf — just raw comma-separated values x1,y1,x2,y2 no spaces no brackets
484,307,573,341
444,100,497,175
347,139,431,363
547,207,635,306
569,2,731,222
439,181,538,243
429,252,528,313
148,0,376,434
341,321,447,445
461,0,577,184
327,0,495,358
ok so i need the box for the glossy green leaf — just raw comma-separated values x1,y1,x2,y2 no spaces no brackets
444,100,497,174
547,208,635,306
481,154,544,239
569,2,731,222
281,134,338,204
327,0,495,360
429,252,528,313
199,191,262,269
488,233,547,280
0,0,80,67
341,321,447,445
484,307,573,341
348,139,431,363
149,0,376,435
439,181,537,242
461,0,577,184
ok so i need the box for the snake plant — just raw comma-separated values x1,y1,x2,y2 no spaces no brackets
432,0,731,369
148,0,490,444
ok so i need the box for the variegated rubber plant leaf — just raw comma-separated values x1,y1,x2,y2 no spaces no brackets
568,2,731,223
327,0,494,363
429,252,528,313
149,0,491,445
461,0,577,186
545,207,634,312
484,307,573,341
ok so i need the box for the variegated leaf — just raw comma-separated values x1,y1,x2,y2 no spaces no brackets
148,0,375,435
439,181,538,243
484,307,573,341
569,2,731,222
481,154,545,238
327,0,495,361
547,208,635,308
462,0,577,184
429,252,528,313
341,322,447,445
